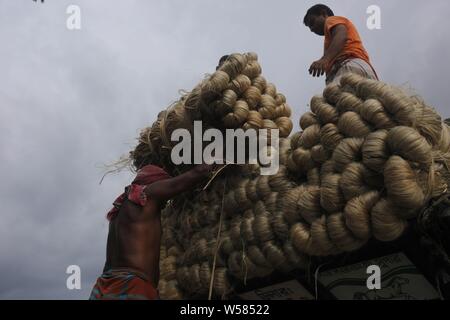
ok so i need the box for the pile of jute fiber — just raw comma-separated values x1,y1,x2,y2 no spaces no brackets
131,52,293,175
129,53,450,299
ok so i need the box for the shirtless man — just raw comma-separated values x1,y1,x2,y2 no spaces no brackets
90,163,214,300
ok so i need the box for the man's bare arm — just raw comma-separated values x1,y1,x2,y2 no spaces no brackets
323,24,348,63
144,164,213,202
309,24,348,77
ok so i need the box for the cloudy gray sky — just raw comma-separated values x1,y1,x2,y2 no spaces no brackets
1,0,449,299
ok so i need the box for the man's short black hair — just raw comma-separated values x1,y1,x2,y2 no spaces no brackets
303,4,334,25
216,55,229,70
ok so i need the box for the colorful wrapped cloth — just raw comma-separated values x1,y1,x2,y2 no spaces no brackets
106,164,171,221
89,268,159,300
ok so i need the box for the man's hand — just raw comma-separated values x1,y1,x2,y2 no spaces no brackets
309,57,330,78
144,164,222,203
309,24,347,79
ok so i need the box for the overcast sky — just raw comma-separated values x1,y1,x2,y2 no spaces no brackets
1,0,449,299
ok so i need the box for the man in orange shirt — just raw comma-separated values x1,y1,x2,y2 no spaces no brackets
303,4,378,85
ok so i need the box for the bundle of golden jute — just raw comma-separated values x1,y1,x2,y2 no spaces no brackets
131,52,293,174
130,54,450,299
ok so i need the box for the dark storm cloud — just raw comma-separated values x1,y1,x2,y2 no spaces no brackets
0,0,449,299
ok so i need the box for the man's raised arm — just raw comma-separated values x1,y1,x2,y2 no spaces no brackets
144,164,214,202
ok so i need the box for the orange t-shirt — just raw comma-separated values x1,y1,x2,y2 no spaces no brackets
324,16,371,72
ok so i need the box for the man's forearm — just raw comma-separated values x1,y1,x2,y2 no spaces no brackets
145,167,209,201
165,169,207,196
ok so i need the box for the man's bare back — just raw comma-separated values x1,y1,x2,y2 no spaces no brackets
91,164,215,300
104,198,163,288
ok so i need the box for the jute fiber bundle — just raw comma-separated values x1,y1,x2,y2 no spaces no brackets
130,57,450,299
131,53,293,174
